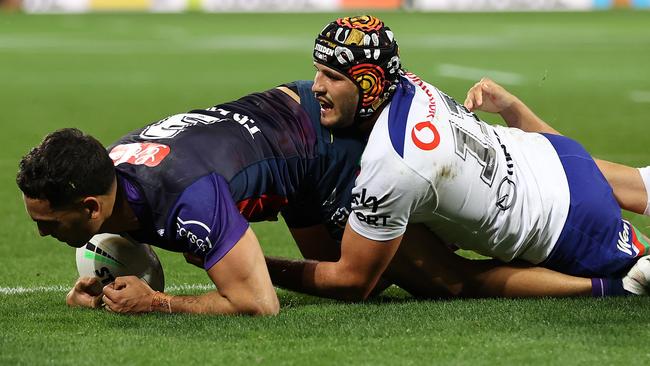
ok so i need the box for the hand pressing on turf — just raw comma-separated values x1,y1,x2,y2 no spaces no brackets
102,276,155,314
463,77,517,114
66,277,104,308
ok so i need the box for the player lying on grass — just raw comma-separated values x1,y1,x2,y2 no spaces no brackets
16,77,650,315
265,15,650,301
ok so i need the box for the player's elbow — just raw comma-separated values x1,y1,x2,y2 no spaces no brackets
336,272,376,301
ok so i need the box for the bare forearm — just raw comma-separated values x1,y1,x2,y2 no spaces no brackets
266,256,369,301
500,99,560,135
266,256,310,292
151,290,275,315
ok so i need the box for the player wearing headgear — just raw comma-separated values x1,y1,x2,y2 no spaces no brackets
17,79,612,316
266,15,650,301
313,15,402,121
17,16,650,309
18,79,650,314
17,81,365,314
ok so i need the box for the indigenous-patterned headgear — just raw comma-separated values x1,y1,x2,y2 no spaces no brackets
313,15,402,119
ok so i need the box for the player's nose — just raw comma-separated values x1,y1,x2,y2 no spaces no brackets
312,73,326,94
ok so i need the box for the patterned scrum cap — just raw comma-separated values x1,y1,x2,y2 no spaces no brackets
313,15,402,119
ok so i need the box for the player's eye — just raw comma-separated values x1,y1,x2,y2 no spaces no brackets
324,71,342,81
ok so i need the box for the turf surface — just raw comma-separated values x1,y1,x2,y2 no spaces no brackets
1,10,649,365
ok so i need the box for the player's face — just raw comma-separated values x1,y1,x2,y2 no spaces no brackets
312,62,358,129
23,196,96,248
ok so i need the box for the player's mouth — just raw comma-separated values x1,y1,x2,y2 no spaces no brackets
318,98,334,116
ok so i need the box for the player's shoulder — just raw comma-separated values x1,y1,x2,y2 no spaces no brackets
377,74,442,146
369,75,438,155
365,73,456,185
359,123,428,188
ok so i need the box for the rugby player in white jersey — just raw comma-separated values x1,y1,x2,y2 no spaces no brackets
266,15,650,300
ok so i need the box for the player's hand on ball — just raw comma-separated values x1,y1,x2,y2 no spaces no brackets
102,276,155,314
66,277,104,308
464,77,516,113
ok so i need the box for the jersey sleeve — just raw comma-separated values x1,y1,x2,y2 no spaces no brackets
172,173,249,270
348,151,434,241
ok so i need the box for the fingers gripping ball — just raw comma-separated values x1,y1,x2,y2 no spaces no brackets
75,233,165,292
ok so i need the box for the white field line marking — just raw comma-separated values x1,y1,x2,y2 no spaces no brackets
630,91,650,103
0,283,215,296
438,63,524,85
0,285,69,295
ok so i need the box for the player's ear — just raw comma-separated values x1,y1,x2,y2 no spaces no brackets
80,196,101,219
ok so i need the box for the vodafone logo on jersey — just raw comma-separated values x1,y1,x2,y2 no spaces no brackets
411,121,440,150
109,143,170,167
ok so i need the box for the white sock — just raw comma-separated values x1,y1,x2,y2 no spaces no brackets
639,166,650,216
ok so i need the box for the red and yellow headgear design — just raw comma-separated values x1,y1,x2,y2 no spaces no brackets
313,15,402,119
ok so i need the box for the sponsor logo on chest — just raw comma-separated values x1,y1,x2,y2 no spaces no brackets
109,142,170,167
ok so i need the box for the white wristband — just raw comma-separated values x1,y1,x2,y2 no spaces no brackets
639,166,650,216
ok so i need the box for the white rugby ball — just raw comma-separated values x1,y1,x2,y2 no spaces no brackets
76,233,165,291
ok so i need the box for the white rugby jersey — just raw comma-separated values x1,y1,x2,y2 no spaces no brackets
348,73,570,263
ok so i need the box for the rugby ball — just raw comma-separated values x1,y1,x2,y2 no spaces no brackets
75,233,165,292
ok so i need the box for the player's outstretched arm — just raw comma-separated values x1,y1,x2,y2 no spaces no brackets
102,228,279,315
267,223,401,301
268,224,393,297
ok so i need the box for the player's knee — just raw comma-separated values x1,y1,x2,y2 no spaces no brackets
246,297,280,316
257,300,280,316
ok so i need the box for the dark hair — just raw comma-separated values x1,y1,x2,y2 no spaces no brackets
16,128,115,208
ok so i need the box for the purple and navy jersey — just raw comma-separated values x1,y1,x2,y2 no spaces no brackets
108,81,363,269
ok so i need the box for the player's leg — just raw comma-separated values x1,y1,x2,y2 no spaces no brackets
595,160,650,215
383,224,595,298
541,133,649,282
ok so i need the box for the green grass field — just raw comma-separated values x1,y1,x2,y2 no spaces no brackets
1,10,649,365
